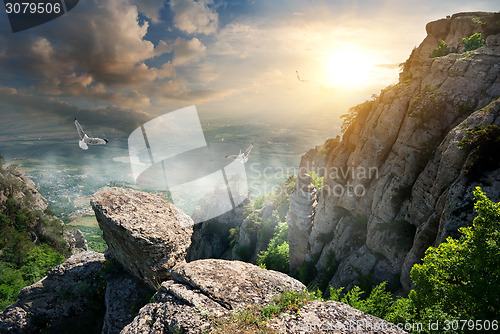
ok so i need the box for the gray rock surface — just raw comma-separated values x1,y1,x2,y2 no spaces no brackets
122,259,306,334
102,271,153,334
268,300,406,333
0,251,106,334
187,198,250,261
288,12,500,292
287,173,317,272
91,187,194,286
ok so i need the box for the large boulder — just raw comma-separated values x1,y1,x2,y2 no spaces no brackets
121,259,306,333
91,187,194,286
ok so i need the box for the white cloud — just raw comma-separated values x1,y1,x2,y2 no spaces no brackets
212,23,263,58
170,0,218,35
173,37,207,65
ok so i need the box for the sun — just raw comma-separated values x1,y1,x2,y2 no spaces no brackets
321,47,377,88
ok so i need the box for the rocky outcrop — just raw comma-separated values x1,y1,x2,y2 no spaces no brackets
2,185,407,333
0,167,47,212
0,164,87,255
289,12,500,292
0,251,107,334
122,259,306,333
102,272,153,334
268,300,405,333
400,98,500,289
91,187,194,286
287,173,318,272
187,199,249,261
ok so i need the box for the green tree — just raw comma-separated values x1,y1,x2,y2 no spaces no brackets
257,221,289,273
20,245,65,283
462,33,485,51
409,187,500,321
309,171,324,192
0,262,26,310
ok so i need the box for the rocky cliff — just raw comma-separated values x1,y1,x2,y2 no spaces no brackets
0,163,87,253
1,187,405,333
288,12,500,293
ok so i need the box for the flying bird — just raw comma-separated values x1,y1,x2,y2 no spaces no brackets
74,118,108,150
296,70,309,83
225,143,253,163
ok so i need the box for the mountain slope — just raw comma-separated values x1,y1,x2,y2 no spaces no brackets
288,12,500,293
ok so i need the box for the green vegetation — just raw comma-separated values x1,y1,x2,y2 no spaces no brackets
458,124,500,151
309,171,323,192
429,33,485,59
0,159,68,310
257,220,289,272
462,32,485,52
328,282,396,320
429,40,455,58
323,187,500,333
409,187,500,325
231,176,296,270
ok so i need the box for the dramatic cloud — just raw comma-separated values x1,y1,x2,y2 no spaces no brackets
0,0,178,112
170,0,218,35
135,0,166,23
0,86,150,137
173,37,207,65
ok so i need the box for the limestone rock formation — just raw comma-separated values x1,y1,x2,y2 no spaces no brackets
2,184,408,333
102,271,154,334
288,12,500,292
0,167,47,212
287,173,318,272
268,300,406,333
0,164,86,254
187,199,249,261
122,259,306,333
91,187,194,286
0,251,107,334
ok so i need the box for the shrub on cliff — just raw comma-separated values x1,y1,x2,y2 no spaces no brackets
323,188,500,332
257,220,289,273
409,187,500,323
429,40,455,58
462,32,485,51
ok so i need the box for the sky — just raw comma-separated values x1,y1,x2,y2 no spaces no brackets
0,0,499,142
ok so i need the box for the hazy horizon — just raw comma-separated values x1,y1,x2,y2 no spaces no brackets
1,0,499,204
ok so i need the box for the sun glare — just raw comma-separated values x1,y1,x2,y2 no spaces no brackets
321,47,378,89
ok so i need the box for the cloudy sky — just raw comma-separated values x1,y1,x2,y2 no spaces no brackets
0,0,498,142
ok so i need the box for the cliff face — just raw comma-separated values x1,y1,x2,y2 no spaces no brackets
289,12,500,292
0,164,87,253
1,188,405,334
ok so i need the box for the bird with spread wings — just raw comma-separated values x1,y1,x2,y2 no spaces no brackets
74,118,109,150
225,143,253,163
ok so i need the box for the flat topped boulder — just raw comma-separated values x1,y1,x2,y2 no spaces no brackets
91,187,194,285
171,259,306,309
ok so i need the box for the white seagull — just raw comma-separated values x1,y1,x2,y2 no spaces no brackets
225,143,253,163
296,70,309,83
74,118,108,150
